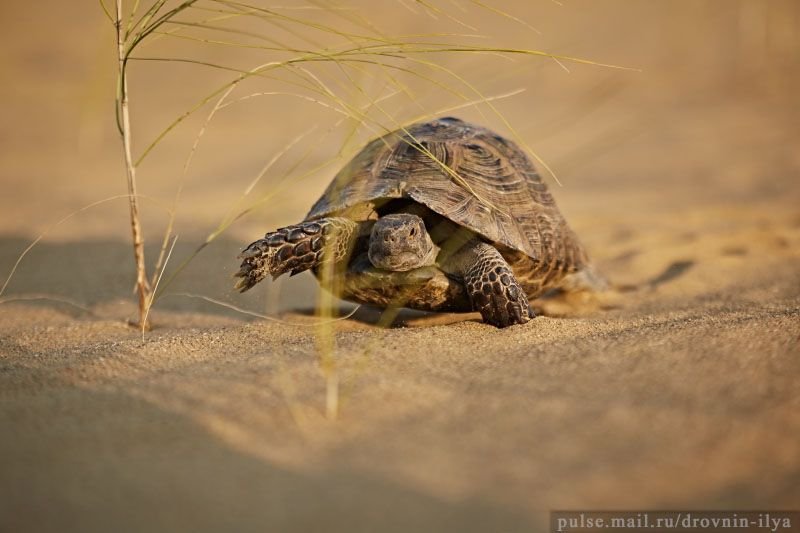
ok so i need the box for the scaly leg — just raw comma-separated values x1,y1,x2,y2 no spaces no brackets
234,217,358,292
446,240,533,327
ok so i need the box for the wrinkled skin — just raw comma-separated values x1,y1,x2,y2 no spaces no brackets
367,213,440,271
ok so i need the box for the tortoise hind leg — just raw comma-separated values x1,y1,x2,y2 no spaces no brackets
234,217,358,292
446,241,533,328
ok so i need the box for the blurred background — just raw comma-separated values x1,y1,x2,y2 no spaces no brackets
0,0,797,317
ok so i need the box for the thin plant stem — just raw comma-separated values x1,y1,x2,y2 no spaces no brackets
142,234,178,340
116,0,151,329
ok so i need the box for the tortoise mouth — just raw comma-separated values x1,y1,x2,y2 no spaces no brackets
368,251,424,272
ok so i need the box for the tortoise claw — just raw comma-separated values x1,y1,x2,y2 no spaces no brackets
233,255,268,292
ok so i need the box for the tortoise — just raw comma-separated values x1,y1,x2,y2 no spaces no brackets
234,117,605,327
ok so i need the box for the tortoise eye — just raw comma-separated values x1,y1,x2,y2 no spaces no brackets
409,226,417,237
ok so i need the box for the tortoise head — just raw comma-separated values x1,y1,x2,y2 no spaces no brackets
368,214,439,271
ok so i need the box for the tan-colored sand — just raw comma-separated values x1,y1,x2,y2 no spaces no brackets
1,1,799,532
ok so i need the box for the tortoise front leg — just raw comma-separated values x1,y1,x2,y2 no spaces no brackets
447,241,533,327
234,217,358,292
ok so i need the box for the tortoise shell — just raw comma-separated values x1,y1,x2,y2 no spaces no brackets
306,117,589,295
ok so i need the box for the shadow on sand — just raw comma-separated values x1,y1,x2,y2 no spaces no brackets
0,353,535,533
0,235,476,328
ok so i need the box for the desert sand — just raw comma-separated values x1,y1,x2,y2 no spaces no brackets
1,1,799,532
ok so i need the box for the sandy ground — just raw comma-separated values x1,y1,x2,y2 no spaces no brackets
1,1,799,532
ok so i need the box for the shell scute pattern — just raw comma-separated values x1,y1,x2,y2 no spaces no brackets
306,117,589,287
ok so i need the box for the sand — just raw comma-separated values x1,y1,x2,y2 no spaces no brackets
1,1,799,532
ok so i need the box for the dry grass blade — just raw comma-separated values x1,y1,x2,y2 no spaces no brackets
165,293,361,326
149,82,240,289
125,0,144,36
333,72,502,208
0,194,168,299
211,0,378,44
127,0,200,52
98,0,115,23
160,20,299,49
130,38,631,166
415,0,478,31
401,55,563,184
127,0,167,41
142,234,178,339
292,59,505,210
469,1,541,35
306,0,383,36
0,294,96,316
